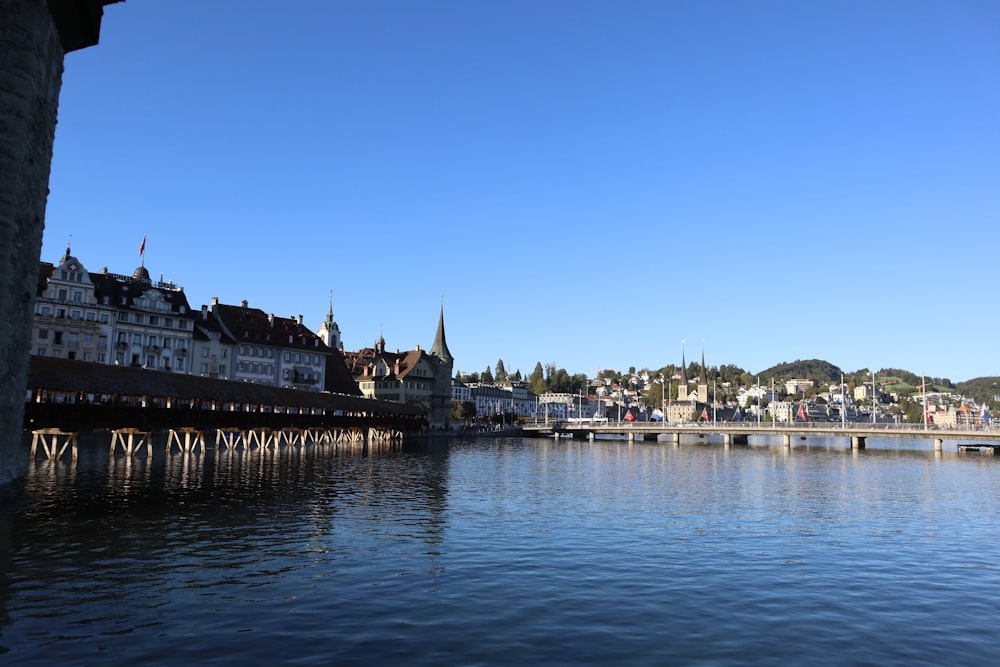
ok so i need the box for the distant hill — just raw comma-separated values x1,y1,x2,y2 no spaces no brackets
758,359,843,382
956,377,1000,405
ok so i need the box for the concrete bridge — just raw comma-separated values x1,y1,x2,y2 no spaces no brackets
523,421,1000,452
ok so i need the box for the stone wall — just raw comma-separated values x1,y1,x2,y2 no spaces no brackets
0,0,66,494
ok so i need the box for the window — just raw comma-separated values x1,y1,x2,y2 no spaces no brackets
97,353,106,363
83,352,92,361
100,313,109,324
201,348,209,358
72,291,82,302
53,332,63,345
132,313,141,323
56,308,65,318
221,350,227,359
68,332,78,348
200,363,208,373
70,310,81,320
36,348,45,356
57,289,67,300
149,315,158,326
38,328,48,340
86,311,95,321
132,333,141,345
165,318,173,328
163,338,171,349
40,305,51,316
219,364,226,375
98,335,107,350
83,333,94,345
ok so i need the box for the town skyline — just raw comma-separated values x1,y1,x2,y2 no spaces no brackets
41,2,1000,384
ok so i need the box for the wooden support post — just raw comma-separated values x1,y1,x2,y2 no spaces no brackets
110,429,152,458
215,429,241,450
30,429,78,463
167,428,205,454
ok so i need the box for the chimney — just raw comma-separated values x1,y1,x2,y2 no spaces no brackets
241,299,248,309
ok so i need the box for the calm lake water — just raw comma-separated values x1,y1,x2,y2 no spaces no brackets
2,433,1000,666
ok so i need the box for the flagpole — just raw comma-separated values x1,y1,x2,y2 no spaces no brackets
922,373,927,430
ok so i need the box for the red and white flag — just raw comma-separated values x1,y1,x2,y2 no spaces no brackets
139,234,147,256
797,403,808,421
700,407,709,421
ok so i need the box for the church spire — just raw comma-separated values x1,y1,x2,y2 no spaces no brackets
681,340,687,382
700,340,707,384
318,289,341,350
430,300,453,363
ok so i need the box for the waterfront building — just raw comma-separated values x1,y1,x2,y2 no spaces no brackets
92,265,195,372
469,382,512,417
191,305,236,380
345,306,455,429
33,248,196,373
206,299,328,390
537,392,597,420
32,248,111,364
768,401,794,423
452,378,473,405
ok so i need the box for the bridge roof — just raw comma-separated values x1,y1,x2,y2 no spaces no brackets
28,356,423,416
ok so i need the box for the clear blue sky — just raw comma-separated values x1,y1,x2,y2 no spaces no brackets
44,1,1000,383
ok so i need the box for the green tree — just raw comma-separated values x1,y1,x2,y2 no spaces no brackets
529,362,547,394
495,359,508,382
451,401,477,424
481,365,494,383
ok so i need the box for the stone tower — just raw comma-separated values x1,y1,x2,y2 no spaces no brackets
0,1,121,496
428,303,454,429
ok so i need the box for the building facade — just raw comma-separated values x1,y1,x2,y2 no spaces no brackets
33,248,196,373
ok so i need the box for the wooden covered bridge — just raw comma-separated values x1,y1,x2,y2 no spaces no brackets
24,357,427,460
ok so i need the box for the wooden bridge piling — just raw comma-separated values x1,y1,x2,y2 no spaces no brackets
30,429,78,464
110,428,152,458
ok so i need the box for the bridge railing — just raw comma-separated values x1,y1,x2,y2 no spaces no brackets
528,420,996,434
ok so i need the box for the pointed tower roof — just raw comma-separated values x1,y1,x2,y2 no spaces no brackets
430,303,453,363
700,342,707,384
681,342,687,383
323,290,335,327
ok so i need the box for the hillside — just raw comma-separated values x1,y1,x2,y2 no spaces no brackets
956,377,1000,406
758,359,843,382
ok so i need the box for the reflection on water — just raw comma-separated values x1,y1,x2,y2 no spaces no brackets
3,435,1000,666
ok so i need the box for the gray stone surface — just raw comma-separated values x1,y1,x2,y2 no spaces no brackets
0,0,66,493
